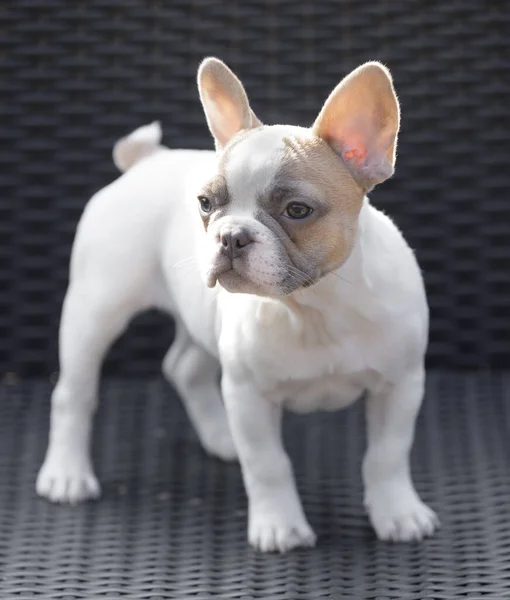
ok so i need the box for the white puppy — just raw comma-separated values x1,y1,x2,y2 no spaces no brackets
37,58,438,552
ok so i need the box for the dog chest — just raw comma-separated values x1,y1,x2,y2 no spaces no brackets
219,286,390,411
278,370,365,413
250,327,375,413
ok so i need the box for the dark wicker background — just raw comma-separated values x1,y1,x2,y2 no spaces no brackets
1,0,509,376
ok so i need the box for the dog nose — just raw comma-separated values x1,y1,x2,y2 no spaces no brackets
219,228,254,259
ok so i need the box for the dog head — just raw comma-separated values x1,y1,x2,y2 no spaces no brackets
196,57,400,297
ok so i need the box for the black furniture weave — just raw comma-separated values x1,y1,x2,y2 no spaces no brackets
1,371,509,599
1,0,509,375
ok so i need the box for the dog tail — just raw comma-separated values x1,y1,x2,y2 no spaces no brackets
113,121,163,173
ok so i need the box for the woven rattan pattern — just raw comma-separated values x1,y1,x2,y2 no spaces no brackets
0,372,508,598
1,1,509,376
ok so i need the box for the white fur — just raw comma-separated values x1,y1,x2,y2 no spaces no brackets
37,124,438,550
225,127,286,212
113,120,162,172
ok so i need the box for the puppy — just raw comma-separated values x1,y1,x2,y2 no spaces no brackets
37,57,438,552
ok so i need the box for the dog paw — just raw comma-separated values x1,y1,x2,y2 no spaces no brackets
249,511,317,553
36,455,101,504
366,488,439,542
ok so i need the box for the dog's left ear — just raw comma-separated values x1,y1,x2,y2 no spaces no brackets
313,62,400,191
198,57,262,150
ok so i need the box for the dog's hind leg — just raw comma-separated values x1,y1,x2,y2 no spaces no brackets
36,279,141,503
162,322,237,461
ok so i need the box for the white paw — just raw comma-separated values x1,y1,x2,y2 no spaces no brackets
249,510,317,553
36,454,101,504
366,487,439,542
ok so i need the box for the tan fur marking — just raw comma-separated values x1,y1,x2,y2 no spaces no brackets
278,134,365,275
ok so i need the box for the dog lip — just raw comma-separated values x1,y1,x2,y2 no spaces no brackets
206,271,219,288
206,258,237,288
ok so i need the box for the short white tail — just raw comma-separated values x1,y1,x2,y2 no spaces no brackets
112,121,162,172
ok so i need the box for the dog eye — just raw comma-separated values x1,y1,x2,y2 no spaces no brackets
198,196,212,214
284,202,313,220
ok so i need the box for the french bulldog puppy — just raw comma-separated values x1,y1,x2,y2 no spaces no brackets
37,57,438,552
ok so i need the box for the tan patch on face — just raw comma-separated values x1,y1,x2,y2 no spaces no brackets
277,134,365,275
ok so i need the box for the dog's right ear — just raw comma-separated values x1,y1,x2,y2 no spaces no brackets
198,57,262,150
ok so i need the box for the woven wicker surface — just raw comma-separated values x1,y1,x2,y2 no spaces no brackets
1,0,509,376
0,371,508,598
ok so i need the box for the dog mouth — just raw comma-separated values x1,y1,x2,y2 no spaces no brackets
208,264,318,297
209,266,264,296
205,257,249,290
205,263,230,288
204,249,318,296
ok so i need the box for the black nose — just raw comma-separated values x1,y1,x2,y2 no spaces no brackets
219,228,254,259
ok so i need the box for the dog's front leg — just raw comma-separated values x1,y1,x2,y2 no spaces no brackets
222,374,316,552
363,366,439,541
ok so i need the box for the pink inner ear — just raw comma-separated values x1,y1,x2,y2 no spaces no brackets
327,124,370,169
343,148,366,167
